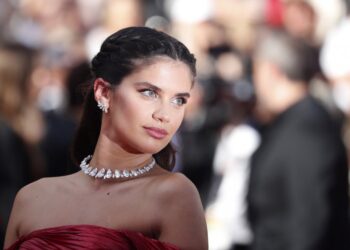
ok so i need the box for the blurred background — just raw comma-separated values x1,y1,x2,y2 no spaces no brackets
1,0,350,249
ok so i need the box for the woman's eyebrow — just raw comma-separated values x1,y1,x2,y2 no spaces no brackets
134,81,161,92
175,92,191,98
134,81,190,97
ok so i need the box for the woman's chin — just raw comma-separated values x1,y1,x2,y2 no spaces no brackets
138,142,169,155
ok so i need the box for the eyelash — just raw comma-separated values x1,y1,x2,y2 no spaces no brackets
172,97,187,106
140,88,158,98
139,88,187,107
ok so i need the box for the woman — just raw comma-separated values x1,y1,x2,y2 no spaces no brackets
4,27,208,250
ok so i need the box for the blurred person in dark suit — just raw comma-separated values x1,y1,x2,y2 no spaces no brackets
247,29,350,250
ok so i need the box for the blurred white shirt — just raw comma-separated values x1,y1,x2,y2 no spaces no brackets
206,124,260,250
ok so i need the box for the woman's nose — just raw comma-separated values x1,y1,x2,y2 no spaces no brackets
152,108,170,123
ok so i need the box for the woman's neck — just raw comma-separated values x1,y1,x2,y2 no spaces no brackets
90,133,153,171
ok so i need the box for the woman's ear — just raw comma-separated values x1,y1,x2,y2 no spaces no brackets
94,78,111,111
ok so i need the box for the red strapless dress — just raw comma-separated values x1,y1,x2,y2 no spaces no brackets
5,225,180,250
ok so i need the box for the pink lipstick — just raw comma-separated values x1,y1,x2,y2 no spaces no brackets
144,127,168,139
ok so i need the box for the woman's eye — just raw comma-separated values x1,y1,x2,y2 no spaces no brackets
172,97,187,106
140,89,157,98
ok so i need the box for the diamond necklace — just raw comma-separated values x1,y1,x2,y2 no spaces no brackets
80,155,156,180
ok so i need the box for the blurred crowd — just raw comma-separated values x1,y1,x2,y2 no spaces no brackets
1,0,350,249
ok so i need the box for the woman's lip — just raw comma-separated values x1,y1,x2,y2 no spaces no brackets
143,127,168,139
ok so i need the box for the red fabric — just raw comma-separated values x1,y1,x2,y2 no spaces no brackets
6,225,180,250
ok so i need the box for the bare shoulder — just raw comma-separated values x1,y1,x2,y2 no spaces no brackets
149,172,208,249
151,172,201,205
11,175,75,221
4,176,69,247
15,176,65,203
15,178,51,205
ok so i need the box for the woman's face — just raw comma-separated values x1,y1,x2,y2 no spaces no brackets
105,58,193,154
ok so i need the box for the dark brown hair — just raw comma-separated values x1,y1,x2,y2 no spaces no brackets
72,26,196,170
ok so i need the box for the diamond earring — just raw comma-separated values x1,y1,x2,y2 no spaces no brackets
97,101,108,113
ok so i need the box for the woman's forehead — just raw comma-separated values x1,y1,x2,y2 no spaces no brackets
120,59,193,92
